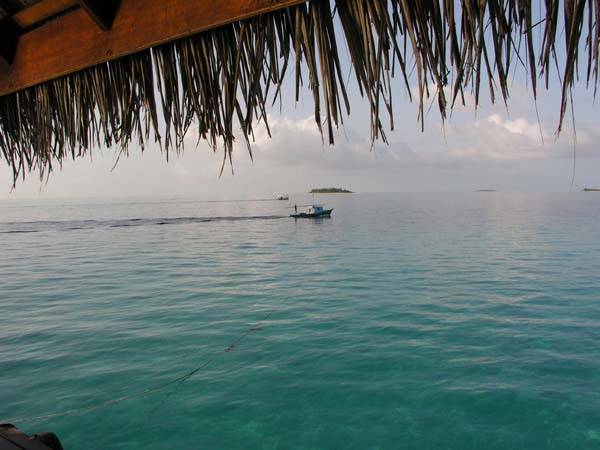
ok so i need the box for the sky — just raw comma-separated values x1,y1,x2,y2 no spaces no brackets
2,10,600,199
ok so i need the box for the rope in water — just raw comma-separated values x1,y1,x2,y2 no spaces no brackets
4,311,273,425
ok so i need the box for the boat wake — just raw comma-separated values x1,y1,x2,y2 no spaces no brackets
0,215,287,234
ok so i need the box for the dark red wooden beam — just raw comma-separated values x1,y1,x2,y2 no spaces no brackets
12,0,78,29
0,0,307,96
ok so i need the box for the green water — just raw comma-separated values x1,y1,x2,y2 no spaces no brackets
1,193,599,449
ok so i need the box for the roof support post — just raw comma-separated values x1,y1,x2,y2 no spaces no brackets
78,0,121,31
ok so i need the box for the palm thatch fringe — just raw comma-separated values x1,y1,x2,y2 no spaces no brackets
0,0,599,184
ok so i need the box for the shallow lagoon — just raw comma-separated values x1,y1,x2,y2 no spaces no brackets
1,193,599,449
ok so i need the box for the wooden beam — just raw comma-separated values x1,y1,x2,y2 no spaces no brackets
0,0,307,96
12,0,78,29
78,0,121,31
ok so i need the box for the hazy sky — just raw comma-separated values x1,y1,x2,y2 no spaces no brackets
2,17,600,199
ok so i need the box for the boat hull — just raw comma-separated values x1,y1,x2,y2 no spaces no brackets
290,208,333,218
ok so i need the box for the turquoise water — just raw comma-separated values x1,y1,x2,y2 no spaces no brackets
1,193,600,450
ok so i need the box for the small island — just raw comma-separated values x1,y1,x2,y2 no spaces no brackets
309,187,354,194
582,188,600,192
476,189,497,192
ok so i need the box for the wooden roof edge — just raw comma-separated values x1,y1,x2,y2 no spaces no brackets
0,0,307,96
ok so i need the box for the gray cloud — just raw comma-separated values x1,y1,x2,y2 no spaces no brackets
249,115,418,170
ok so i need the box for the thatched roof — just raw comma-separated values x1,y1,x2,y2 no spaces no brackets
0,0,598,184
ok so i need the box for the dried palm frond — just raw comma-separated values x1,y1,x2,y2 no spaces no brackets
0,0,599,185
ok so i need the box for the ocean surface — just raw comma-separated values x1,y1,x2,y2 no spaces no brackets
1,193,599,450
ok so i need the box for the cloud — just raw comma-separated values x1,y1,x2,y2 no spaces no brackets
239,108,600,173
246,115,417,170
442,112,600,162
401,80,600,163
236,75,600,170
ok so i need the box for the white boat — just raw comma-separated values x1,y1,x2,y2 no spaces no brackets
290,204,333,218
276,194,289,200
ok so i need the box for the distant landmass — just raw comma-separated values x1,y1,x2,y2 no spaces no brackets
582,188,600,192
310,187,354,193
476,189,497,192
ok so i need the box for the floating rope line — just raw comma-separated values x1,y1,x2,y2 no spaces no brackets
145,313,271,420
3,311,273,425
